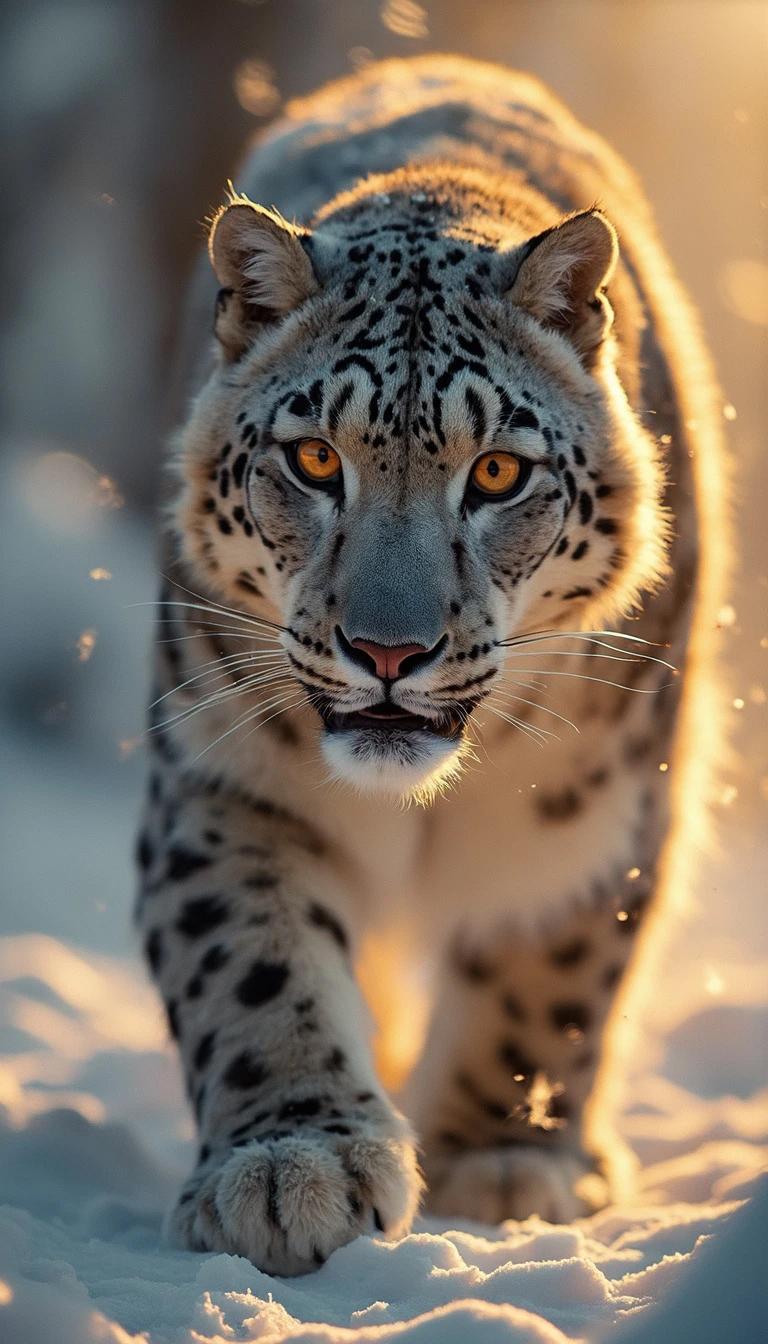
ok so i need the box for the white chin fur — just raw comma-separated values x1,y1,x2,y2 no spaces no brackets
321,727,463,798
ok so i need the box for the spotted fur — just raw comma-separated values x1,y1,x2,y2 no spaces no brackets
137,57,728,1273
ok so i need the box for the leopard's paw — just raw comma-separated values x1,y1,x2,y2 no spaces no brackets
167,1124,422,1275
424,1145,607,1224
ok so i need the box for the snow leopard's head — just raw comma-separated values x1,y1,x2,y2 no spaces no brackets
175,168,666,796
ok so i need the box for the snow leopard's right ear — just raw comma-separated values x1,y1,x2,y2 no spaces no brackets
208,200,320,358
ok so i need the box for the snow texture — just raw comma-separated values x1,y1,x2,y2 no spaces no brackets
0,935,766,1343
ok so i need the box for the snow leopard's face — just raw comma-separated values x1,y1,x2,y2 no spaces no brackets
176,176,665,795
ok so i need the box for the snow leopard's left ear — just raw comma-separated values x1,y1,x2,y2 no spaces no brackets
208,200,320,358
505,210,618,363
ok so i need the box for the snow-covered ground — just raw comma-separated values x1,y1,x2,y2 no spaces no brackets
0,932,766,1342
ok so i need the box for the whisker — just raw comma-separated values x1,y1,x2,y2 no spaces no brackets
187,688,305,764
159,575,287,632
149,686,293,741
487,693,563,738
505,676,550,694
129,600,284,641
151,616,281,635
177,679,298,744
500,627,667,649
158,664,292,718
230,692,308,757
155,650,287,684
489,687,578,733
482,701,548,749
149,671,293,733
148,652,289,709
172,648,289,674
501,650,644,663
497,630,676,671
156,630,275,647
485,692,554,742
496,668,673,694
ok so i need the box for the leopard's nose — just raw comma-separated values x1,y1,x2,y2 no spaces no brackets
336,629,447,681
351,639,427,681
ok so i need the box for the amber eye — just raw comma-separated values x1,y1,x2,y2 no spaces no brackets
295,439,342,483
470,451,522,495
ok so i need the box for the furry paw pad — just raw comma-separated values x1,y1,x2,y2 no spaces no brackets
168,1124,422,1275
424,1145,606,1224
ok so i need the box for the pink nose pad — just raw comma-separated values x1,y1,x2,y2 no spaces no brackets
350,639,428,681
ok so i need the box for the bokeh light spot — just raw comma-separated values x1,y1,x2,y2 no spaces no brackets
76,629,97,662
706,968,725,995
233,58,280,117
19,451,124,533
380,0,428,40
720,258,768,326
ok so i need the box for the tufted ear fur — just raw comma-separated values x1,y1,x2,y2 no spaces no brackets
208,200,320,358
507,210,618,363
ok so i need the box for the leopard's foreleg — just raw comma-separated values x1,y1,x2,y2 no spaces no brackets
136,780,421,1274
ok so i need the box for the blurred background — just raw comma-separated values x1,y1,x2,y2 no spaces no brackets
1,0,766,983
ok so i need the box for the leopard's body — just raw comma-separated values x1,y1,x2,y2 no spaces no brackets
137,57,728,1274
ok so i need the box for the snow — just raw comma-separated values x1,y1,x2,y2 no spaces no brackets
0,933,766,1343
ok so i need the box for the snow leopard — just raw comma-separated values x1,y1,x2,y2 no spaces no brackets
136,56,729,1274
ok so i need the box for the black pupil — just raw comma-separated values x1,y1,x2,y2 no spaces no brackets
486,458,500,478
317,446,329,464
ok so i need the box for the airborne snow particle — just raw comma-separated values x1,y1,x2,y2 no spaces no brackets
76,629,97,661
380,0,428,40
233,59,280,117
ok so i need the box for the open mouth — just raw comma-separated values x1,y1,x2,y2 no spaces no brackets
320,701,464,741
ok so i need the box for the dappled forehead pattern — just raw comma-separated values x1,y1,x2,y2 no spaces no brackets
209,183,617,491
